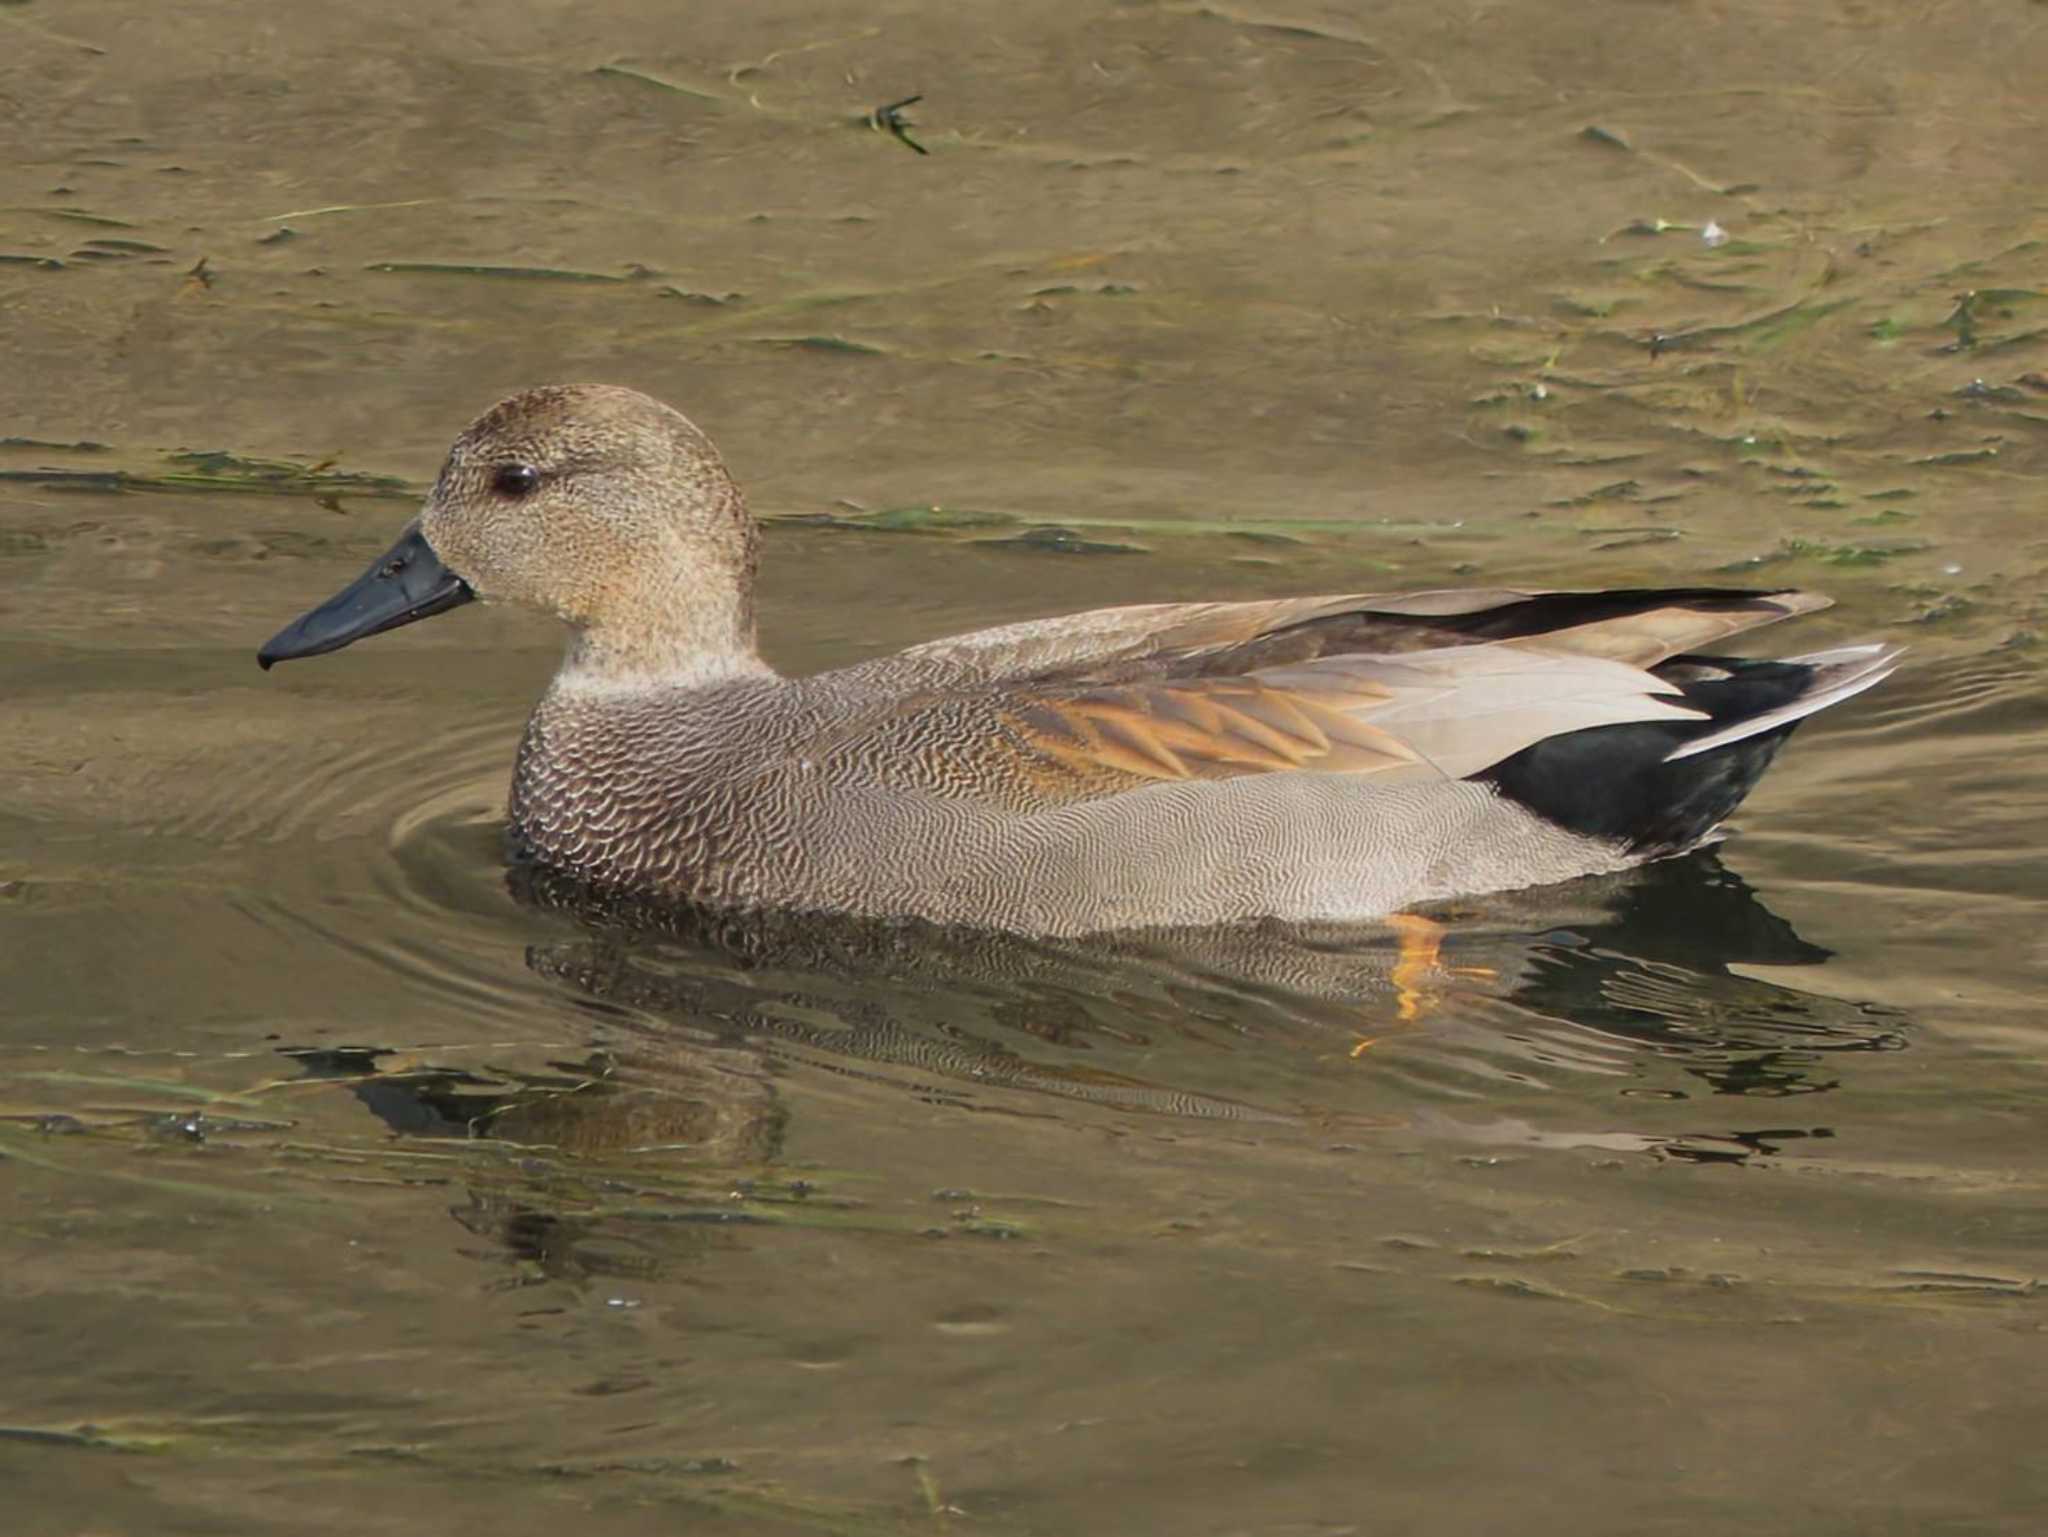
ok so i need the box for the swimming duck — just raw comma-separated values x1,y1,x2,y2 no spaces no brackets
259,384,1897,937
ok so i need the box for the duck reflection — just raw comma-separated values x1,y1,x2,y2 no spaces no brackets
1475,854,1906,1081
285,851,1904,1177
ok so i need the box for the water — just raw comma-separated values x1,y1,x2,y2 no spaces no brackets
4,2,2046,1532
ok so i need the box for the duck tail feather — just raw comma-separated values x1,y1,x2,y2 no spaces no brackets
1662,642,1901,762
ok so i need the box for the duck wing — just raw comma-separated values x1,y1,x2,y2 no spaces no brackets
811,587,1841,805
999,645,1705,792
875,586,1831,684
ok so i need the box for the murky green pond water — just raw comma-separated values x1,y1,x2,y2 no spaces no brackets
4,2,2045,1532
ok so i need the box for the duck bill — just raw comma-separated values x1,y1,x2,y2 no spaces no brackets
257,521,474,670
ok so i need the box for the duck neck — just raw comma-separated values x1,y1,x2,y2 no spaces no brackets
547,481,778,693
553,587,776,696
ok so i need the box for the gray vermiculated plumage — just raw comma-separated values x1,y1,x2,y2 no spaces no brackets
259,385,1900,936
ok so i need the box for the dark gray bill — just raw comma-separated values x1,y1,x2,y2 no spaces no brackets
257,522,474,670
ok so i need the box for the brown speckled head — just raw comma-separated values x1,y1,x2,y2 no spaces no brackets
421,384,766,687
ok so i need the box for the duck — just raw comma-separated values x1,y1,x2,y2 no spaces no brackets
258,384,1898,938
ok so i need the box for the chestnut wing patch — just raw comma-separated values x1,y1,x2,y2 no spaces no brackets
1008,673,1422,785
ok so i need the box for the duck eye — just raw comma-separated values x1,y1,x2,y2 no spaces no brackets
491,463,541,499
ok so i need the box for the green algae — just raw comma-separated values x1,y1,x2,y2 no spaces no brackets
1717,537,1929,572
0,446,413,499
751,334,890,355
364,261,639,283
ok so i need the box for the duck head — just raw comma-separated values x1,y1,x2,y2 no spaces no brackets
258,384,764,687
